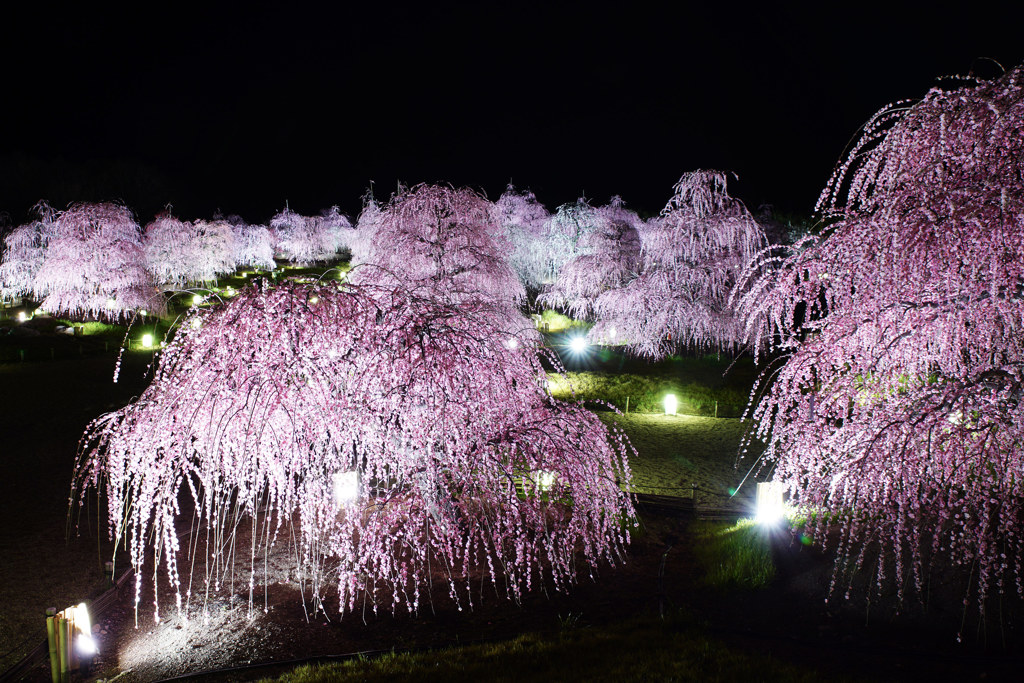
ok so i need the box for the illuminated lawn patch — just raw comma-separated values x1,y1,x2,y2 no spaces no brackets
691,519,776,590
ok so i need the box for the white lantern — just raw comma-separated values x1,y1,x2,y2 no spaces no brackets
664,394,678,416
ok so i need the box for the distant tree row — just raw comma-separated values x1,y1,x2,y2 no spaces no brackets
1,177,769,358
0,203,356,320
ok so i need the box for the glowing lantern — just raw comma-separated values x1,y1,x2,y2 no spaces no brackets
664,394,678,415
755,481,785,525
17,311,28,322
139,309,147,317
332,471,358,507
141,333,154,348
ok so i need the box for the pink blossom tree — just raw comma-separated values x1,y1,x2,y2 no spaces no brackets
349,184,526,314
0,200,57,300
34,202,161,320
74,279,634,620
739,66,1024,616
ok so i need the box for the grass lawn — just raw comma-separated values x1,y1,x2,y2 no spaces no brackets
259,617,829,683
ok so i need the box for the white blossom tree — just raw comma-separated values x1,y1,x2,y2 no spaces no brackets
270,206,341,264
0,200,57,300
495,186,553,292
230,219,276,271
144,213,236,288
580,172,767,357
34,202,160,320
539,196,643,320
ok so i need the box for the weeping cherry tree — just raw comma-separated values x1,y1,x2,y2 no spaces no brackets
34,202,161,320
73,279,635,621
738,65,1024,616
0,200,57,300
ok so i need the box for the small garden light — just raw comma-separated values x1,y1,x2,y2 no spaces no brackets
664,394,678,415
755,481,785,526
569,336,588,354
139,309,147,317
332,470,358,507
192,294,204,306
141,333,154,348
17,311,28,322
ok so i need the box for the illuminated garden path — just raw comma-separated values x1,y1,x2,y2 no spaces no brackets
597,412,758,509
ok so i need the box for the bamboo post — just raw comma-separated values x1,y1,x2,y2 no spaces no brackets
714,400,718,418
56,616,70,683
625,396,629,414
45,611,59,683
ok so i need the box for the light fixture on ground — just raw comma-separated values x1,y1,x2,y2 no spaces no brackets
332,470,358,507
755,481,785,525
141,333,154,348
17,311,28,322
569,336,588,354
192,294,204,306
664,394,678,415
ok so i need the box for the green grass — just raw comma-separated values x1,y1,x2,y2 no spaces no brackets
259,617,824,682
691,519,776,590
547,370,750,417
538,309,583,332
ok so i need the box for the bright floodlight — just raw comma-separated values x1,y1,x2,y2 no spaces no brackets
332,470,358,507
755,481,785,525
141,333,154,348
192,294,204,306
569,336,587,354
17,311,27,322
139,309,147,317
69,602,97,655
664,394,678,415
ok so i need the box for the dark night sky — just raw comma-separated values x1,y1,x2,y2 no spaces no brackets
1,2,1022,225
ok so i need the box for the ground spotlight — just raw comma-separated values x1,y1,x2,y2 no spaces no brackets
755,481,785,526
569,336,588,354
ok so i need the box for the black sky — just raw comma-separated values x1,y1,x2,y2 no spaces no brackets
1,1,1022,225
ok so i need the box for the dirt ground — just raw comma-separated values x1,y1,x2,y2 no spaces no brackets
3,349,1024,682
